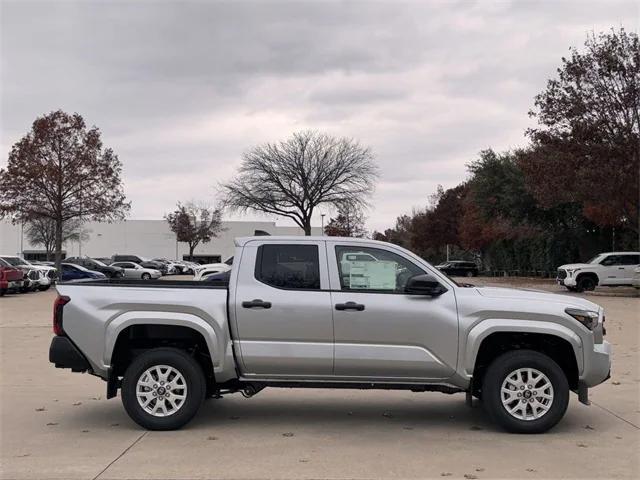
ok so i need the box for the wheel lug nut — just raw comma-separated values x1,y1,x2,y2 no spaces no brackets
520,386,525,390
533,391,537,395
527,385,532,389
153,384,158,389
160,381,165,385
153,392,157,396
521,399,526,403
517,393,522,397
166,385,171,389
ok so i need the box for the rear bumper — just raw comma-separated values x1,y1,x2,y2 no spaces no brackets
49,336,91,372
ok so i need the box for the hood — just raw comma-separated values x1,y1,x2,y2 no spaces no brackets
558,263,592,270
30,264,56,273
476,286,601,311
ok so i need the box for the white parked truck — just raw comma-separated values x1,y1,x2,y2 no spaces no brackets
557,251,640,292
50,236,611,432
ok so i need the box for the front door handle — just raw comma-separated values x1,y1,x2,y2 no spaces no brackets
335,301,365,311
242,299,272,309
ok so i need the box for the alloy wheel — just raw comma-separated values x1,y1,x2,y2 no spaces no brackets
136,365,188,417
500,367,554,421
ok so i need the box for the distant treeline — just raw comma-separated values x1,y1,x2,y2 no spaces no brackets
373,29,639,274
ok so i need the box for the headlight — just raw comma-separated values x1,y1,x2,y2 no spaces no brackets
565,308,599,330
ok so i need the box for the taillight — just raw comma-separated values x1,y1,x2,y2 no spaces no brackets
53,295,70,336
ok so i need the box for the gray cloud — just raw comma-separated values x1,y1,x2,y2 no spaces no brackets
1,0,636,231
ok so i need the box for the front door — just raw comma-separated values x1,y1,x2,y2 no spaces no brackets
327,242,458,381
232,240,334,377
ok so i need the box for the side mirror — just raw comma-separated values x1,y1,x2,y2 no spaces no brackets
405,274,447,296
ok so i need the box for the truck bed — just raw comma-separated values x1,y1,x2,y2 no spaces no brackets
55,279,234,381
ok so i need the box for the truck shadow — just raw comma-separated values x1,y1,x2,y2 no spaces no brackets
186,392,586,434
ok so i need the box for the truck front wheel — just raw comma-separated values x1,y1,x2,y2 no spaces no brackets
121,348,206,430
482,350,569,434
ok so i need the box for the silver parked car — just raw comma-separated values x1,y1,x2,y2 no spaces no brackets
110,261,162,280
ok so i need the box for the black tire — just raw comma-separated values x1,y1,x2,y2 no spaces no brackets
0,288,6,297
141,272,151,280
121,348,206,430
576,275,597,292
38,285,50,291
482,350,569,434
466,271,474,278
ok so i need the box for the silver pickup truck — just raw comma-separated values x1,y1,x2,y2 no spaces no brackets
49,236,611,433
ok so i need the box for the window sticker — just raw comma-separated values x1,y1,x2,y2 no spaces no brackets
344,260,397,290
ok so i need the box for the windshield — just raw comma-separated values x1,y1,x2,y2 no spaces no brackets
91,259,108,267
586,255,604,264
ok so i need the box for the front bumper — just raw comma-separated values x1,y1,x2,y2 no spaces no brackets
557,277,577,287
580,340,612,388
49,336,91,372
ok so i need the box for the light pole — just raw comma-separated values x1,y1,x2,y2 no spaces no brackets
321,214,326,235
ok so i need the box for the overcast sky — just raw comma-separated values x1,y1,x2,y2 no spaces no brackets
1,0,636,232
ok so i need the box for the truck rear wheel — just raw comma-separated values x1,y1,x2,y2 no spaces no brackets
121,348,206,430
482,350,569,434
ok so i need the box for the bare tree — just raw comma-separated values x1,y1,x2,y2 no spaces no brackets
220,130,378,235
0,110,130,270
25,218,90,261
165,202,224,260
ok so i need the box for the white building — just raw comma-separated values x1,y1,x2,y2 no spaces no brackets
0,219,321,263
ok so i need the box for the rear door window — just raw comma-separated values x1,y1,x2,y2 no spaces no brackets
255,244,320,290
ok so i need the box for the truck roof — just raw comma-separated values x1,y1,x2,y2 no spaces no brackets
234,236,388,247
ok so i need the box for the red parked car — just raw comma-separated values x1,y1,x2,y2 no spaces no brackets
0,257,24,296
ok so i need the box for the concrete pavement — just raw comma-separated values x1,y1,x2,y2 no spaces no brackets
1,279,638,479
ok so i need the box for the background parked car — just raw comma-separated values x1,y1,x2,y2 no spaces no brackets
26,268,52,291
0,257,24,296
193,263,231,281
152,258,183,274
557,251,640,292
436,260,479,277
59,263,106,282
110,261,162,280
65,256,124,278
0,255,57,281
202,269,230,285
111,255,167,274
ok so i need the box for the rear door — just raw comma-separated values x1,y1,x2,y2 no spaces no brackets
327,241,459,380
232,240,334,377
617,254,640,284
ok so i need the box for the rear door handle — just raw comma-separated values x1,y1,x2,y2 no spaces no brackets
242,299,272,309
335,301,365,311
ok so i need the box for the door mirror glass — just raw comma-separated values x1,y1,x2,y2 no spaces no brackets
405,274,447,296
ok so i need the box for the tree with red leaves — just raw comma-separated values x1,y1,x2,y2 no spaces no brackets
0,110,130,270
522,28,639,234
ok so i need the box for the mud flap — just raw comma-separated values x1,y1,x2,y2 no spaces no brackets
576,382,590,405
106,368,120,399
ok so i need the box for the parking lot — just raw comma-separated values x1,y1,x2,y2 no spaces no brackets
1,278,638,480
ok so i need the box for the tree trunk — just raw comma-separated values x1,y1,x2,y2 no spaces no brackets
54,218,63,272
189,244,195,261
302,219,312,236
